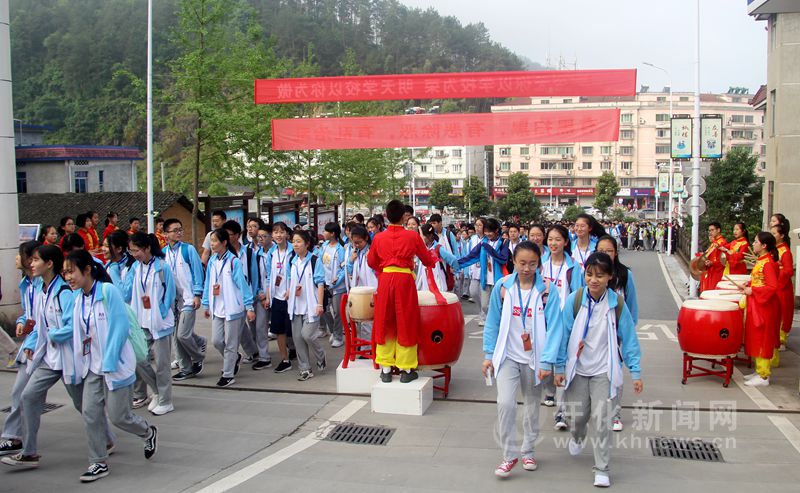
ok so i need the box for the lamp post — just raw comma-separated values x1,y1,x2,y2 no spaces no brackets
643,61,674,255
146,0,154,233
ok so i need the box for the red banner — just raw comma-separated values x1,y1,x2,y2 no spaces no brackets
532,187,595,196
272,109,621,150
255,69,636,104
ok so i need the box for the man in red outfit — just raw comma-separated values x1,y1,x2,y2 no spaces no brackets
367,200,438,383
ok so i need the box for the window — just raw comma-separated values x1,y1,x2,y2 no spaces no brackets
435,150,446,158
655,113,670,122
760,145,767,156
601,161,611,170
732,145,753,154
540,99,550,104
419,165,428,173
559,162,573,170
539,178,552,186
657,129,670,138
620,129,634,140
435,164,445,172
621,113,633,123
679,96,689,102
519,147,530,156
452,149,462,158
730,115,745,123
498,178,509,186
452,164,462,173
620,146,634,156
556,178,574,186
499,161,511,171
745,115,754,123
581,146,593,155
16,171,26,193
732,97,742,103
563,98,573,104
416,179,429,188
582,178,593,186
655,145,670,154
499,147,511,156
451,179,461,187
621,161,632,170
74,171,88,193
731,130,754,140
620,178,631,186
520,161,529,171
760,162,767,171
540,146,573,156
770,90,776,137
541,162,557,170
600,146,612,155
98,169,104,192
582,162,592,170
657,96,666,102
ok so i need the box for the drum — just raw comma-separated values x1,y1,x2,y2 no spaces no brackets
416,290,465,367
699,290,744,305
348,286,376,321
715,281,741,291
677,299,743,356
726,274,750,284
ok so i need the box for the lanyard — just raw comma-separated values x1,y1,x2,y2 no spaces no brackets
81,282,97,336
579,291,606,356
355,248,366,282
295,255,311,282
548,259,565,284
140,259,153,292
42,279,58,328
576,241,590,265
169,242,181,270
215,253,229,283
26,282,35,316
275,245,288,270
515,278,535,334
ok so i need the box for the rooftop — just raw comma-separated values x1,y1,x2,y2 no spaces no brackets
16,145,144,162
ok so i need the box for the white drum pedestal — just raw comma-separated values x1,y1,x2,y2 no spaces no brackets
371,377,433,416
336,359,381,395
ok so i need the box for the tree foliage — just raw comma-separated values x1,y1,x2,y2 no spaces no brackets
703,147,763,239
497,172,541,222
463,176,494,217
562,204,583,223
429,179,455,212
594,171,620,217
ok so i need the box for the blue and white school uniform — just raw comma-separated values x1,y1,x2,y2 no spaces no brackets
287,252,327,374
265,243,293,339
570,236,598,271
235,243,260,358
166,241,206,372
244,242,270,363
320,240,346,344
105,254,132,288
540,254,584,310
347,244,378,341
415,241,460,292
459,237,510,324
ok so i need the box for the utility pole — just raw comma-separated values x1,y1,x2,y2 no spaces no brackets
689,0,702,298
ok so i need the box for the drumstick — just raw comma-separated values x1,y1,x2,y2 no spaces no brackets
723,275,745,291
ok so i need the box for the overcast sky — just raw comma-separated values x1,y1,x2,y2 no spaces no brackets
399,0,766,94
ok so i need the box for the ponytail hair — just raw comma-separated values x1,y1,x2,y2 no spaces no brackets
130,232,164,258
324,222,343,246
734,222,750,244
34,244,64,275
756,231,779,262
420,223,439,244
772,223,791,248
66,249,113,283
37,225,56,244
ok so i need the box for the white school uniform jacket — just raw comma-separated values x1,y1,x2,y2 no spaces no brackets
165,241,205,311
122,256,176,340
347,245,378,289
26,275,75,376
265,243,292,301
63,281,138,390
201,250,254,321
286,252,326,323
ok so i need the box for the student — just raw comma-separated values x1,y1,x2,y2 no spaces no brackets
87,211,105,262
202,228,256,387
58,216,76,247
264,222,295,374
245,217,263,247
347,225,378,341
428,214,457,256
76,213,102,259
222,220,260,363
123,233,176,415
459,218,510,327
0,241,41,458
742,232,781,387
406,216,421,234
456,228,471,299
127,217,141,237
527,224,548,260
482,242,561,478
37,225,59,247
154,217,167,248
572,214,603,270
540,252,643,488
242,222,271,370
342,221,357,290
595,236,639,432
62,250,158,482
319,222,346,349
772,224,793,355
287,230,327,381
367,200,439,383
103,230,133,287
201,210,227,265
103,212,119,241
366,217,381,238
417,224,460,292
163,219,207,381
720,222,750,276
505,223,522,273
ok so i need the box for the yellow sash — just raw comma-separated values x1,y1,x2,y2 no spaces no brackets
383,266,416,280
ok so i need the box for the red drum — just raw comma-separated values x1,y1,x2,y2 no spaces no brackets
677,299,743,356
715,281,740,291
726,274,750,284
416,290,465,368
699,290,744,305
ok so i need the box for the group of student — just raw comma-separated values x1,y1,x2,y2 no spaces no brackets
697,213,794,388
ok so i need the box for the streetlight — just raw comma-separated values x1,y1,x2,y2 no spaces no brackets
643,61,674,255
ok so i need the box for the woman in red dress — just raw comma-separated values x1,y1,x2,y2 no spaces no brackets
743,232,781,387
720,222,750,275
771,223,794,358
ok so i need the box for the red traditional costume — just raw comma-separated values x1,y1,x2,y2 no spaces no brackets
102,223,117,240
155,230,168,248
367,224,438,370
724,237,749,275
699,235,727,293
776,242,794,342
744,254,780,365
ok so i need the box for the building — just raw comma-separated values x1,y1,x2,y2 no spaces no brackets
403,145,487,213
749,1,800,226
490,90,765,211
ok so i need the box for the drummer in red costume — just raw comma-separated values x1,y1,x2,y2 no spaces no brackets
742,232,781,387
367,200,439,383
699,222,727,293
719,222,750,276
771,223,794,357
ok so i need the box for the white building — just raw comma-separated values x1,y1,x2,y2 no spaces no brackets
403,145,486,213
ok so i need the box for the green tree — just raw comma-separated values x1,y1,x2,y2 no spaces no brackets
594,171,620,217
463,176,494,217
429,179,455,212
497,172,541,222
562,204,583,223
704,147,763,238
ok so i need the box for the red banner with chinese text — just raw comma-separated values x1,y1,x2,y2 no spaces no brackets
255,70,636,104
272,109,621,151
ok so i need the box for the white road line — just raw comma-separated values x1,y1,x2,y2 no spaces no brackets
768,416,800,455
654,323,678,342
194,399,367,493
657,253,684,308
730,368,778,410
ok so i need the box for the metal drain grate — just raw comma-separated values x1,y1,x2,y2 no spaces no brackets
325,423,395,446
649,437,723,462
1,402,64,414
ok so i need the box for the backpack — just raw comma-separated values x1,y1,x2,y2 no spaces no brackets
100,282,148,363
572,287,624,325
434,245,455,291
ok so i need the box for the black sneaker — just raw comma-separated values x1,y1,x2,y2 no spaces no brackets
200,339,207,354
172,370,195,381
1,453,39,468
80,462,109,482
191,361,204,376
216,376,235,387
234,353,242,375
274,360,292,373
253,360,272,371
144,425,158,459
297,370,314,381
289,349,297,360
554,413,569,431
461,294,470,300
316,358,326,372
0,439,22,456
380,372,392,383
400,370,419,383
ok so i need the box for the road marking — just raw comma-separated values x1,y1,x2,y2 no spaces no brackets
730,368,778,410
194,399,367,493
653,323,678,342
468,329,484,339
768,416,800,455
464,315,478,324
637,324,658,340
657,253,684,308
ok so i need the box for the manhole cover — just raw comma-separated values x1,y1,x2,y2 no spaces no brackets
1,403,63,414
649,437,723,462
325,423,395,446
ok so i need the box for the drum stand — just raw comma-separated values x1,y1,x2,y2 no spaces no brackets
430,366,451,398
339,294,377,369
681,352,736,387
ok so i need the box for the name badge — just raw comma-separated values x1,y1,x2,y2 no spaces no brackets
82,337,92,356
521,333,532,352
22,319,36,336
213,284,220,296
141,295,151,309
275,275,282,287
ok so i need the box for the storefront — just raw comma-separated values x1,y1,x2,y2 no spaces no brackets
616,187,655,210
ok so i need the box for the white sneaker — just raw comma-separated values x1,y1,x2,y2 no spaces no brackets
612,419,623,432
745,376,770,387
147,395,159,412
779,344,787,352
331,337,344,348
594,472,611,488
743,372,759,380
170,360,179,370
150,403,174,416
568,438,584,456
478,320,485,327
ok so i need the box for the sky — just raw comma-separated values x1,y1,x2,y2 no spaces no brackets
399,0,767,94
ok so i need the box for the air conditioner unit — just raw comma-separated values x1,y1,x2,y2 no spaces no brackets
566,170,573,175
639,118,646,124
523,155,530,160
496,165,501,171
570,154,576,159
562,154,569,159
624,170,631,175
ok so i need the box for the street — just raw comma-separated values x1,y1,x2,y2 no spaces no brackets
2,250,800,492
